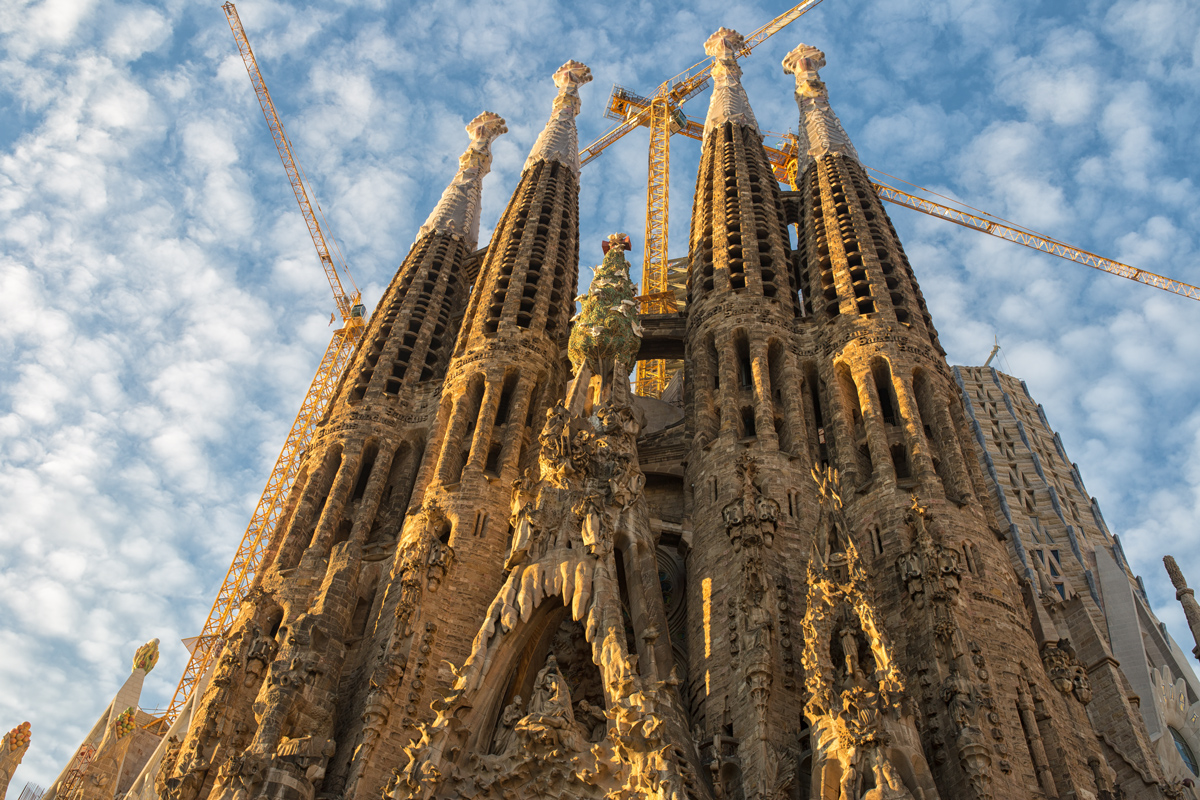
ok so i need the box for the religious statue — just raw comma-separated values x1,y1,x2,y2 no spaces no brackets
492,695,523,755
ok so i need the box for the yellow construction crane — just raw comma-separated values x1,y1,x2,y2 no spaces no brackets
579,0,827,397
865,176,1200,302
150,3,367,730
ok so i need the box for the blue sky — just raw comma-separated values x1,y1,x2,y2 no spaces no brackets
2,0,1199,787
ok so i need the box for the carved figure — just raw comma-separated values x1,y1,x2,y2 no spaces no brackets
722,500,745,551
942,670,975,732
1042,639,1077,695
492,695,523,755
526,655,574,723
1071,665,1092,704
574,493,606,556
575,699,608,742
898,550,924,600
937,546,963,596
244,623,276,686
507,471,538,569
756,494,780,544
426,539,453,591
838,622,863,681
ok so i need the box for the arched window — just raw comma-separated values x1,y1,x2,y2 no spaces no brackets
1171,727,1199,775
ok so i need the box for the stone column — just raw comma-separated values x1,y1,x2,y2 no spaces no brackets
466,378,501,470
893,373,938,486
749,343,777,448
349,442,398,545
435,388,479,483
308,452,361,552
855,366,891,484
497,375,536,473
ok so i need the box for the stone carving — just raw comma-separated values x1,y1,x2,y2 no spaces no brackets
133,638,160,673
782,43,859,172
522,60,592,176
703,28,759,136
425,539,453,592
509,655,587,753
418,111,507,251
538,402,574,488
506,469,538,568
243,623,277,687
247,616,322,757
722,455,780,551
491,695,522,755
801,466,936,800
153,736,182,800
897,549,924,601
1041,639,1091,704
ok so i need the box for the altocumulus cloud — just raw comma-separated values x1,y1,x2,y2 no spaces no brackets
2,0,1199,786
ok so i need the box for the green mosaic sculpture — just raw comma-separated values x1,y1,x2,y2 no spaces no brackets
568,233,643,394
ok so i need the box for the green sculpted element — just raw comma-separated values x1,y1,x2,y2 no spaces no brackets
133,637,160,673
568,233,643,380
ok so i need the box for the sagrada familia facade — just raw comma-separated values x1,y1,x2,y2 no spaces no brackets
16,26,1200,800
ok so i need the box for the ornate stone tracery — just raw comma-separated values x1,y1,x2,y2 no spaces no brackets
800,468,937,800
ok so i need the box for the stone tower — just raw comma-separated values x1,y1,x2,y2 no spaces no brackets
681,27,816,797
142,110,511,800
773,42,1163,800
56,25,1195,800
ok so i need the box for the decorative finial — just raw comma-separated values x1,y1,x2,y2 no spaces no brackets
782,43,859,171
704,27,745,60
523,60,592,176
601,232,632,254
3,722,30,753
702,28,758,137
133,638,160,673
418,111,508,251
112,707,136,739
1165,555,1188,592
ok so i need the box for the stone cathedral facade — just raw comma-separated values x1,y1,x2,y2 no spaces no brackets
32,27,1200,800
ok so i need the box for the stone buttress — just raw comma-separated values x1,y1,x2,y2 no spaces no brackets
144,114,508,800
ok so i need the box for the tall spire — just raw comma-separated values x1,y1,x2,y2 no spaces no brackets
418,111,508,252
782,44,859,173
703,28,759,138
523,60,592,176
